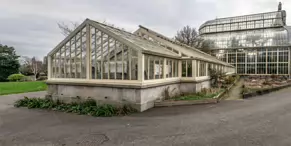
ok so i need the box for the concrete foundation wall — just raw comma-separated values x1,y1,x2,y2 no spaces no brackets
47,80,211,112
195,80,211,92
47,84,141,104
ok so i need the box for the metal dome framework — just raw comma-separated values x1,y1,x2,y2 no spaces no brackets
198,10,291,75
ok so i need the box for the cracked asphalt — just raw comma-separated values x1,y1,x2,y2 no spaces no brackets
1,88,291,146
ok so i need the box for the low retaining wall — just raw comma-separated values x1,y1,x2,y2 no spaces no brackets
243,83,291,99
154,77,240,107
155,98,218,107
46,79,211,112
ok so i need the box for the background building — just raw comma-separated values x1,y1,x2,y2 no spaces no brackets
198,4,291,75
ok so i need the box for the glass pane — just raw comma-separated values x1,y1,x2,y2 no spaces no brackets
182,61,186,77
131,48,138,80
187,60,192,77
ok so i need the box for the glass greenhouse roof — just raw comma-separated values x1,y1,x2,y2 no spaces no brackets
197,10,291,49
199,10,287,34
89,20,181,58
90,19,230,66
49,19,231,67
134,25,230,66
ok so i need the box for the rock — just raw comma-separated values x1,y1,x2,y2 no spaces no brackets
251,85,262,89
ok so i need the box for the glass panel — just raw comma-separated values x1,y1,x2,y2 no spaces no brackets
50,27,88,79
149,56,154,80
187,60,192,77
236,64,245,74
102,33,109,79
227,53,236,63
81,28,87,79
173,60,178,77
144,55,149,80
246,64,255,74
279,51,288,62
115,41,123,80
60,47,65,78
237,53,245,64
257,49,266,63
278,63,288,74
75,33,82,78
267,63,277,74
267,49,277,63
166,59,172,78
131,48,138,80
182,61,186,77
199,61,206,76
86,25,140,80
159,58,163,79
155,58,162,79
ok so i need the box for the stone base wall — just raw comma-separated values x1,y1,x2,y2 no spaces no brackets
47,80,211,112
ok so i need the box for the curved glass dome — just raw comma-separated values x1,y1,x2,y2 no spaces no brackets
198,10,290,49
199,27,290,49
199,11,286,34
198,9,291,75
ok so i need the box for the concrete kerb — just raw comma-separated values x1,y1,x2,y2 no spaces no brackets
154,98,218,107
154,77,240,107
243,82,291,99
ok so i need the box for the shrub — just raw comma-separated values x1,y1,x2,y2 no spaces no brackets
174,88,224,101
14,97,137,117
7,74,26,82
224,76,236,84
271,74,277,79
37,76,47,81
209,68,225,88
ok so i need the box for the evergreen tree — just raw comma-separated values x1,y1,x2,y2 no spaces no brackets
0,44,20,81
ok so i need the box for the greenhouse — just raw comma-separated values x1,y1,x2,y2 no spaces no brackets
46,19,235,111
198,7,291,75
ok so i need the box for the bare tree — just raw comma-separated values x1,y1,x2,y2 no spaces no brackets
57,21,80,36
193,37,214,54
22,56,43,80
57,20,124,36
174,25,198,47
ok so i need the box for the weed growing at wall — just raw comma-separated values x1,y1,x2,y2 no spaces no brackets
14,97,137,117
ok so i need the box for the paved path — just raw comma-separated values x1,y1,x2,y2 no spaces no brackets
224,79,244,100
0,91,46,111
1,89,291,145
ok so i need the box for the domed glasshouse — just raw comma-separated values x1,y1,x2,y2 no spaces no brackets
46,19,235,111
198,7,291,75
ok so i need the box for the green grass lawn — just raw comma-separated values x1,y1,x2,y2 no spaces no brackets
0,81,47,95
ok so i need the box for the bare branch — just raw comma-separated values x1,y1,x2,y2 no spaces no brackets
21,56,43,80
57,21,80,36
174,25,198,47
57,20,126,36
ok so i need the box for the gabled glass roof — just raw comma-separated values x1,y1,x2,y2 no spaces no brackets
134,25,231,66
49,19,233,67
89,20,181,58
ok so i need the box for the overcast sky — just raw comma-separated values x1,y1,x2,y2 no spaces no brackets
0,0,290,59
